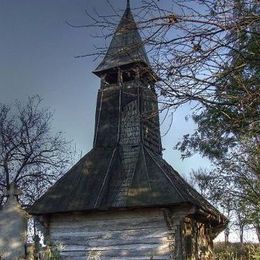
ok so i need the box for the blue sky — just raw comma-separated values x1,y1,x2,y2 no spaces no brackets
0,0,211,177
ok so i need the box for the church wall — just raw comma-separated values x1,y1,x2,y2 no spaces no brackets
181,217,214,260
48,208,174,259
94,87,120,147
46,208,215,260
159,208,215,260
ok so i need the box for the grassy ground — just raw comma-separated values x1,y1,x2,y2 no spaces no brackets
213,242,260,260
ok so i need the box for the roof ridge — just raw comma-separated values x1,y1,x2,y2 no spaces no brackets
27,149,95,212
157,153,222,217
127,145,142,193
94,147,118,208
144,147,187,202
141,145,152,191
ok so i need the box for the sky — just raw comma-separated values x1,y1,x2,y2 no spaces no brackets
0,0,258,243
0,0,211,175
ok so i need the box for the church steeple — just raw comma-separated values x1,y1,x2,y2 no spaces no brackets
93,0,150,76
92,0,162,157
29,3,226,236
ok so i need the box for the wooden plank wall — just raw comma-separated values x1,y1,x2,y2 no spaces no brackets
49,208,174,259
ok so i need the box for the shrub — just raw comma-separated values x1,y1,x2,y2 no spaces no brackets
214,242,260,260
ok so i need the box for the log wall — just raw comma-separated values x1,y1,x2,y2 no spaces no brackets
49,208,174,259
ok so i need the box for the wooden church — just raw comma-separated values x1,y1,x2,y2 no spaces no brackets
29,1,227,259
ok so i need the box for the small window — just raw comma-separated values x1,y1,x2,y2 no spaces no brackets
122,70,135,82
105,73,118,84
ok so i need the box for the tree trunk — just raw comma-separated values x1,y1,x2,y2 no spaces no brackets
224,227,230,245
239,226,244,244
255,225,260,242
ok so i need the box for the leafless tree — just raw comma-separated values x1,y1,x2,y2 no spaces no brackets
0,96,73,206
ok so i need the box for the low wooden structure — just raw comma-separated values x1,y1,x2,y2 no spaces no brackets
29,1,227,259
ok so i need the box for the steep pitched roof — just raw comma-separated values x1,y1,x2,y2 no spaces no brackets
93,2,150,75
29,145,226,226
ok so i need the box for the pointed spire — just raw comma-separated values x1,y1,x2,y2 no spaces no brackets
93,0,150,76
126,0,130,10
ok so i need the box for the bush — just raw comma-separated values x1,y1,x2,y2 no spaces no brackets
214,242,260,260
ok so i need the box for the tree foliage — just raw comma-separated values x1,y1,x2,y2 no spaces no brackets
171,0,260,240
143,0,259,241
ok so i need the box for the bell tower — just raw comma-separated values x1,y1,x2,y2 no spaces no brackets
91,1,162,206
93,0,162,157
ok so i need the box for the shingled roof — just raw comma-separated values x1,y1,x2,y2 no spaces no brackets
93,0,150,75
29,145,223,222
